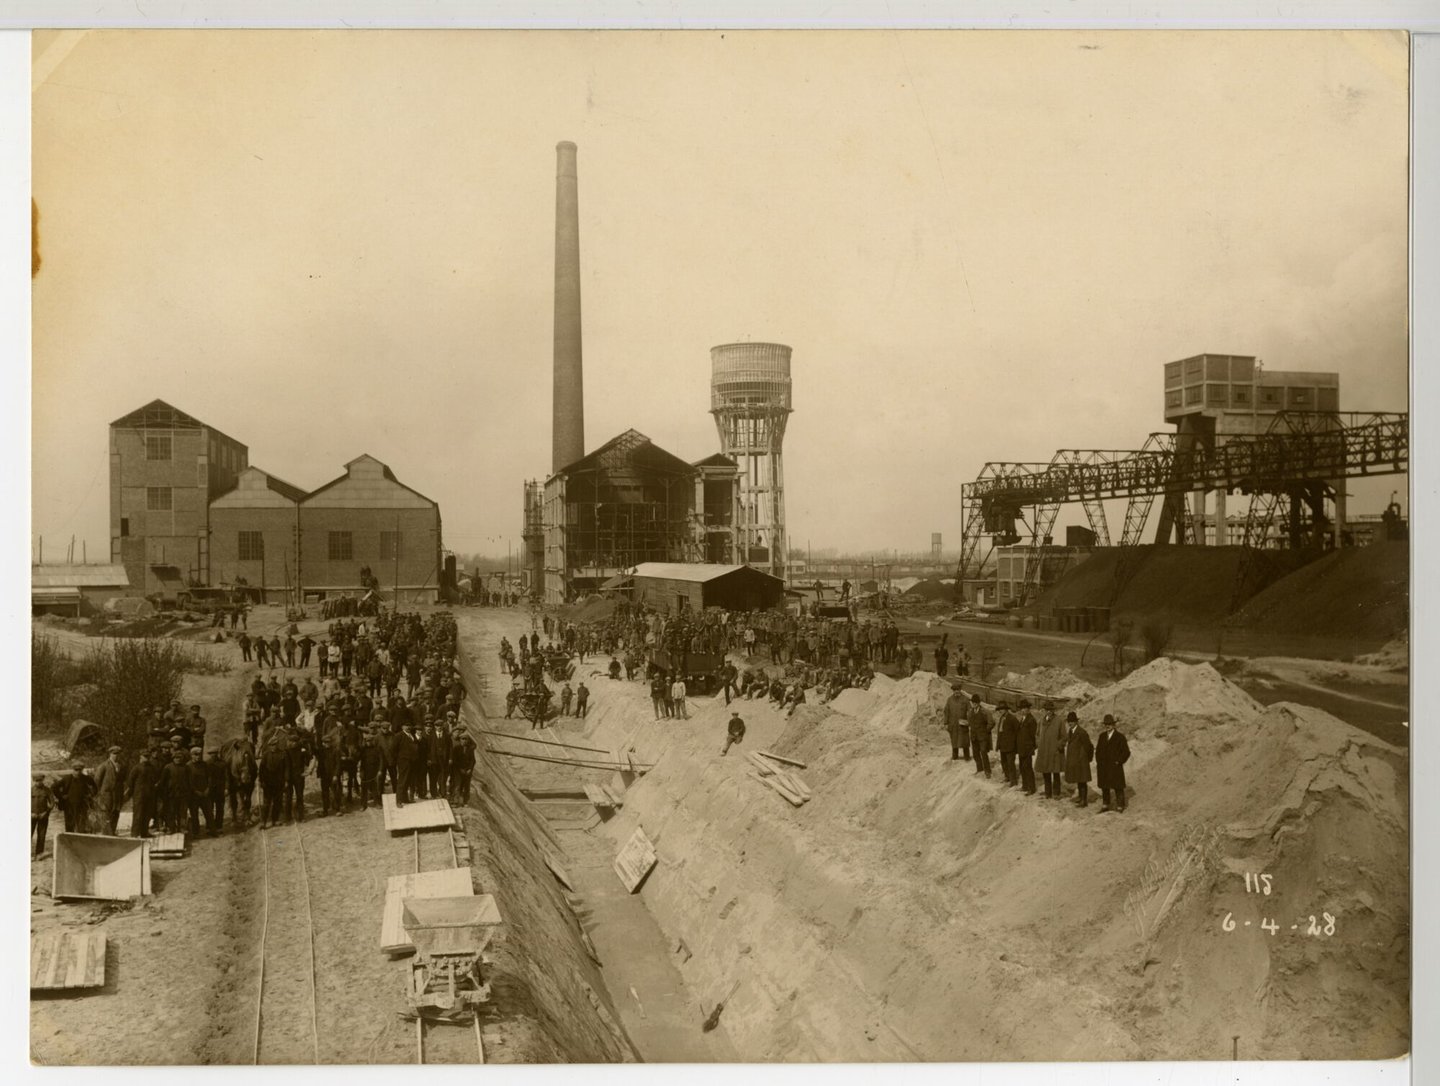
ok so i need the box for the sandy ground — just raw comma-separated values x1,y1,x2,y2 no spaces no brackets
31,605,625,1065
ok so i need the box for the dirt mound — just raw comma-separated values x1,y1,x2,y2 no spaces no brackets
1078,657,1262,737
1232,541,1408,642
866,673,952,737
1036,545,1306,625
903,578,955,601
999,665,1097,702
827,687,880,718
1354,632,1408,671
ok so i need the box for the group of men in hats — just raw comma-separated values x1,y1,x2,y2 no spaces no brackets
943,689,1132,811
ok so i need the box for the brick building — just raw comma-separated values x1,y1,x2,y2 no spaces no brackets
110,400,442,604
109,400,248,597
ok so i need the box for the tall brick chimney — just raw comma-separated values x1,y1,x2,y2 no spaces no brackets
552,141,584,473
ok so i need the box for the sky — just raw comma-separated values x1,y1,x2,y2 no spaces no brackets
30,29,1411,559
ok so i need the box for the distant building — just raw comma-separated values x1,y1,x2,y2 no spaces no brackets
110,400,442,604
32,563,131,616
110,400,248,597
1162,356,1345,546
540,429,740,604
628,562,785,613
994,544,1093,606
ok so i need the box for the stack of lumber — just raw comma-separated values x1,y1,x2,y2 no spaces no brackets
745,751,811,807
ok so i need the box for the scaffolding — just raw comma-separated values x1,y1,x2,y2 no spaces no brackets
542,430,701,602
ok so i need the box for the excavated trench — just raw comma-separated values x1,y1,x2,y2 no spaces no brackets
455,612,1410,1063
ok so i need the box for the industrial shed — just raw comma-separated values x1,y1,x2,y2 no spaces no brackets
32,564,131,616
630,562,784,614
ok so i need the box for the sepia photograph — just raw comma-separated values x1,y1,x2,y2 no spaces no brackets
26,24,1412,1069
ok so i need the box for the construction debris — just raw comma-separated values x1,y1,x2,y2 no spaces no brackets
613,826,657,893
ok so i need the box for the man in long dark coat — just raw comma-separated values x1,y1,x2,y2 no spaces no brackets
1095,714,1131,812
943,689,970,762
967,694,993,778
1017,700,1038,795
996,701,1020,786
1063,711,1094,808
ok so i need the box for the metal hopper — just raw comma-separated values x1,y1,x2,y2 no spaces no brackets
52,833,152,902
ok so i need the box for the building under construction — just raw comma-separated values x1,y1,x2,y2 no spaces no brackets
534,430,741,605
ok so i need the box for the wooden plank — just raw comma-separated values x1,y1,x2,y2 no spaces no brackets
601,784,625,809
148,833,186,857
749,770,805,807
380,867,474,955
381,794,457,833
613,827,657,894
746,752,776,776
757,750,807,769
31,932,106,991
583,783,615,810
545,854,574,891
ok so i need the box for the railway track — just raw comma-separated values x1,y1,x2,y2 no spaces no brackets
253,826,320,1065
409,825,486,1064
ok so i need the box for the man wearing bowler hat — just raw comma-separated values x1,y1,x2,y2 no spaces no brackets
1095,714,1131,812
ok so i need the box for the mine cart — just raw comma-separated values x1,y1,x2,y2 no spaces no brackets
402,895,503,1020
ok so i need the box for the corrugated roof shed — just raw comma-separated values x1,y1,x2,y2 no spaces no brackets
32,565,131,589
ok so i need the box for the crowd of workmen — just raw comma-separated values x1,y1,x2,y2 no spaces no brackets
31,610,480,859
490,598,1132,813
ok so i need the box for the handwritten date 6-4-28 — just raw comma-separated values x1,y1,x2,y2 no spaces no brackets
1220,912,1336,936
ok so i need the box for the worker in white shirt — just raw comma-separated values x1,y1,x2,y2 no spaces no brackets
670,675,689,719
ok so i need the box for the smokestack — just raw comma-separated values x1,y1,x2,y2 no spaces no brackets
552,140,584,473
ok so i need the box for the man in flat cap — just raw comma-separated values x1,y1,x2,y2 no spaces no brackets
1095,714,1131,812
187,747,208,837
125,749,158,838
94,745,125,834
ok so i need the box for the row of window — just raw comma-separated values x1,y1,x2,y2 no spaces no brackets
237,530,402,562
144,433,244,473
1166,384,1327,409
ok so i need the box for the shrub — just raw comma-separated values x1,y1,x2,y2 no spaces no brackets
32,634,67,726
1108,617,1135,676
78,638,193,749
1140,618,1174,663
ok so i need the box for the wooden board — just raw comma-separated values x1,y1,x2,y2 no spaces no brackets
30,931,106,990
148,833,186,857
380,867,474,955
757,749,807,769
545,854,574,891
583,783,615,810
613,826,657,894
380,794,456,834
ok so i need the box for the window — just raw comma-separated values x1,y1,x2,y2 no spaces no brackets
1288,388,1311,406
380,531,401,561
1184,385,1203,405
120,517,130,538
328,531,353,561
1207,384,1228,405
146,486,172,511
1233,386,1251,405
238,531,265,561
146,434,172,460
1260,387,1281,405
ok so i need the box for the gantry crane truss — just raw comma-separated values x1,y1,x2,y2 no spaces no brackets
956,411,1407,606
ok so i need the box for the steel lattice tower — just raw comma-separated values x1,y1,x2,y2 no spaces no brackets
710,342,792,579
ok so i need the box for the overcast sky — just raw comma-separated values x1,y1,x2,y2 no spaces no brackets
31,29,1410,559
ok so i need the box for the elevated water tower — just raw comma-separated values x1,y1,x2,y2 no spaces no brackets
710,342,792,579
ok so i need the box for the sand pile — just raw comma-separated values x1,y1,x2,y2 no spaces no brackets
828,687,880,718
1078,657,1262,736
866,672,952,737
999,665,1097,702
1232,541,1407,642
1353,632,1409,671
